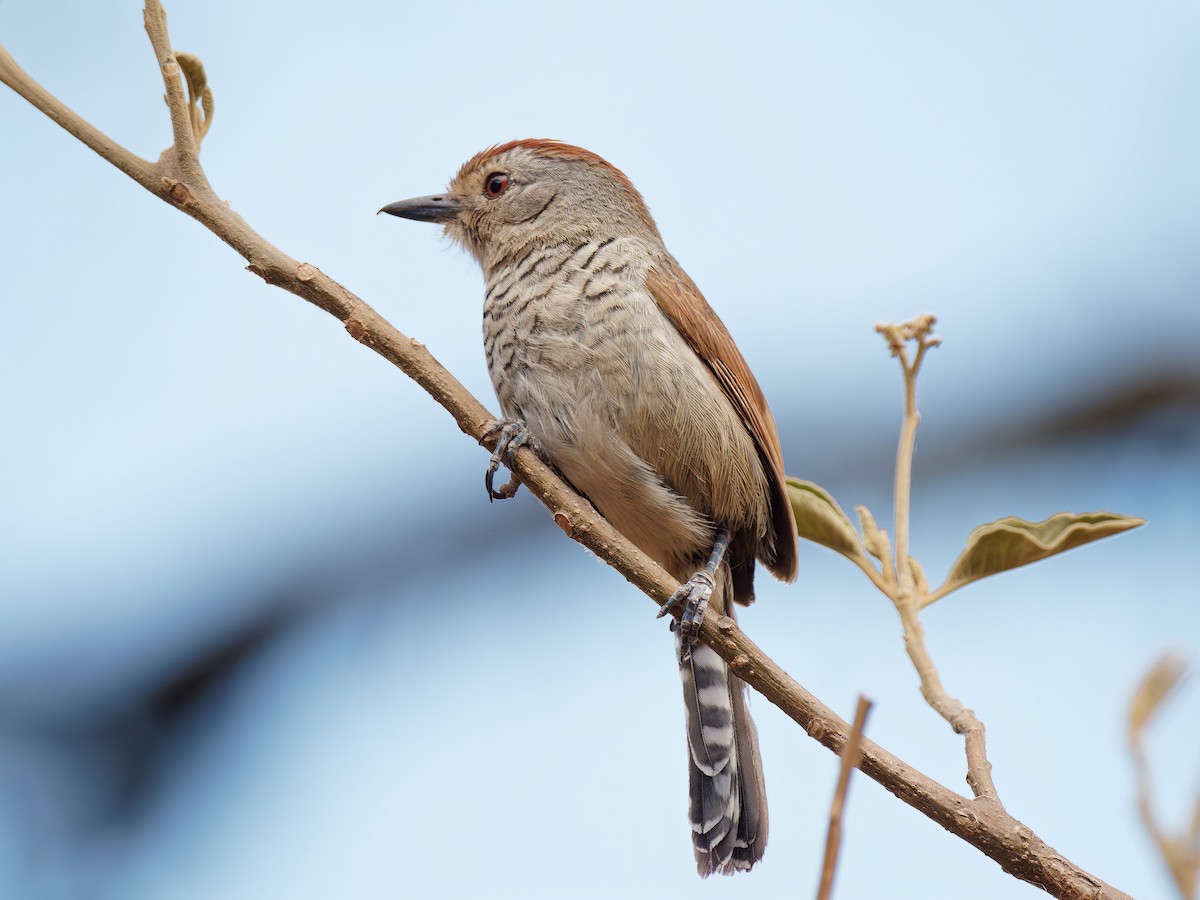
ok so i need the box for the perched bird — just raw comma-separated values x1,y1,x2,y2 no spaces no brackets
381,140,797,876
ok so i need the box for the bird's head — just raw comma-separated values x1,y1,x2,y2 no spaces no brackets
380,140,661,266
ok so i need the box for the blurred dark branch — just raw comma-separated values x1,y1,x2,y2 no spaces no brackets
1012,372,1200,446
924,369,1200,478
0,6,1131,897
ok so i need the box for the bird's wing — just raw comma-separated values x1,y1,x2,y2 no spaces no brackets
647,261,798,582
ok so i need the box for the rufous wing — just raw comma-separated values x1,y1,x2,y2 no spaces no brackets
647,262,798,583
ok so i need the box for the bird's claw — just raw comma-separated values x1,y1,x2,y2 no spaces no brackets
482,418,530,502
658,571,715,661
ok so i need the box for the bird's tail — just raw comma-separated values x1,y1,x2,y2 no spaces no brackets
677,570,768,876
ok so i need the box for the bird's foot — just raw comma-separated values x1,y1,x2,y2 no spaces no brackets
481,417,531,502
658,571,715,662
656,528,732,661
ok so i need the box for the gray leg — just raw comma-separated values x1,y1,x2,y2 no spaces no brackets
657,527,732,661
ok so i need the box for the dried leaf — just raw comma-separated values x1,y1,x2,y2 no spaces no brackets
933,511,1144,602
786,478,868,564
909,556,929,596
1130,653,1187,740
1127,653,1199,898
856,505,888,561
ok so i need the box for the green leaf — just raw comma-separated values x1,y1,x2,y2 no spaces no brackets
931,511,1145,604
786,478,869,564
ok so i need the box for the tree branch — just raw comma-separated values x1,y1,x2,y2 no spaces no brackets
0,8,1130,897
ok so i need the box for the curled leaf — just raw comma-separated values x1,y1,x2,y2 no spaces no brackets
786,478,869,564
928,511,1145,605
176,52,213,147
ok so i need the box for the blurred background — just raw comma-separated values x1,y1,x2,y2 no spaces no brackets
2,1,1198,898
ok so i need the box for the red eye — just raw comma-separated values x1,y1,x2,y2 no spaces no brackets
484,173,510,198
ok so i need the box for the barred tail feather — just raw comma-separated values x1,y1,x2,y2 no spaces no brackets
678,596,768,876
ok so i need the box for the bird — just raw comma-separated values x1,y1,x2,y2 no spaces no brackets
380,140,798,876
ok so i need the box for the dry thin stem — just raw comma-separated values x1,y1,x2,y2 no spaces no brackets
0,14,1130,897
1129,654,1200,898
877,318,999,803
816,695,873,900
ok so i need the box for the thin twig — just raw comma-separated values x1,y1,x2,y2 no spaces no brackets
898,607,998,802
892,354,918,586
144,3,202,179
878,319,999,803
816,695,873,900
0,14,1130,898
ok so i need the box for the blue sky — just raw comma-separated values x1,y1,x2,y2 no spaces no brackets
2,2,1199,898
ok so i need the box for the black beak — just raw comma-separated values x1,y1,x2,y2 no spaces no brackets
378,194,462,223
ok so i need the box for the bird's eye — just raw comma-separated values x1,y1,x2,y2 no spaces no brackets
484,173,510,198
